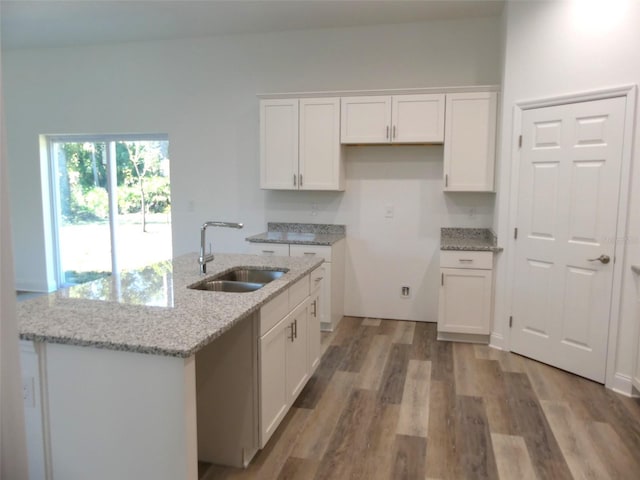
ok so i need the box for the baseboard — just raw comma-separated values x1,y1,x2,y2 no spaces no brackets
16,279,55,293
437,331,490,344
489,332,505,350
608,372,634,397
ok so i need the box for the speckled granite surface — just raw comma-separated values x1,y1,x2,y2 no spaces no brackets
441,228,503,252
246,222,345,246
18,253,323,358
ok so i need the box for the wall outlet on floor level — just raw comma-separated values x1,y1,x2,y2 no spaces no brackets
400,286,411,298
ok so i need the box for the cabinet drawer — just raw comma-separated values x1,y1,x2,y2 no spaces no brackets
289,275,310,309
260,290,289,336
310,266,325,292
289,244,332,262
248,243,290,256
440,250,493,270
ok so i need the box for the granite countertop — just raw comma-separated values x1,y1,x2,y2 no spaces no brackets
440,228,503,252
17,253,323,358
246,222,345,246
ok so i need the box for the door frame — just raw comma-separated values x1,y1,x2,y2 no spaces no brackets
503,85,637,392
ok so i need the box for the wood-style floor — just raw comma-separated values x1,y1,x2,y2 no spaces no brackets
200,317,640,479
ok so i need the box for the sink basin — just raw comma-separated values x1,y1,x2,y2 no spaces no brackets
214,268,287,283
191,280,264,293
188,267,289,293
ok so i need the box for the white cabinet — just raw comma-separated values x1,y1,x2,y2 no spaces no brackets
260,97,344,191
438,251,494,338
258,275,315,448
249,240,345,332
340,94,445,144
308,268,323,373
443,92,498,192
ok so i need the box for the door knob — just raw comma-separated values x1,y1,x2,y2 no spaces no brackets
588,254,610,264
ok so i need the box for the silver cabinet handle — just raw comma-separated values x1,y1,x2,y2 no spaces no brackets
459,259,474,263
588,254,610,264
393,125,396,139
312,300,317,317
314,276,323,283
299,174,303,187
289,322,295,342
445,174,448,187
304,252,316,256
293,319,298,339
386,125,389,139
293,174,297,187
262,249,275,254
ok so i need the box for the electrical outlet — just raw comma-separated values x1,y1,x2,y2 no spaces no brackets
385,204,394,218
22,376,35,408
400,286,411,298
311,203,318,216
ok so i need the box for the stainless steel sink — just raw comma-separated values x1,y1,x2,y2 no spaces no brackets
188,267,289,293
191,280,264,293
213,268,287,284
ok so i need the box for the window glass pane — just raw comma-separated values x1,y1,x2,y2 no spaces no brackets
115,140,172,271
53,141,112,285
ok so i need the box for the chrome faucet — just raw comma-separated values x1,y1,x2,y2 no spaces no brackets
199,221,243,274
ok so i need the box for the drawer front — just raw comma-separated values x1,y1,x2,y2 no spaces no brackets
440,250,493,270
289,244,332,262
289,275,310,309
310,266,325,292
260,290,289,336
248,243,290,256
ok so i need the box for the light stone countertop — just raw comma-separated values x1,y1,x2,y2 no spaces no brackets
17,253,323,358
246,222,345,246
440,228,503,252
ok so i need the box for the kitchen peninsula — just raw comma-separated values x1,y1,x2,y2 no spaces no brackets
18,253,323,480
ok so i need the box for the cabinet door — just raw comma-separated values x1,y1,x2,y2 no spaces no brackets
260,99,299,190
308,286,322,374
443,92,497,192
392,94,445,143
438,268,492,335
340,96,391,144
259,317,288,447
299,98,344,191
285,301,309,402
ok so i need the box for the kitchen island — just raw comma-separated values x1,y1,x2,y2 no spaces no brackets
18,253,323,480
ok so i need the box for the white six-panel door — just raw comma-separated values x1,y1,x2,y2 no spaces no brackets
511,96,626,383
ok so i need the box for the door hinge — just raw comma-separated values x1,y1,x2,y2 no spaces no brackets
518,135,522,148
514,227,518,239
509,316,513,328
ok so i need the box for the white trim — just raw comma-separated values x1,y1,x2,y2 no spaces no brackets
503,85,637,391
489,332,505,350
257,84,500,99
610,372,634,397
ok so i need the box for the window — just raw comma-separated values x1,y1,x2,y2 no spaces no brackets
47,135,172,287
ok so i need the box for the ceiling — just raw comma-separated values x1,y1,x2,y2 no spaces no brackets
0,0,505,50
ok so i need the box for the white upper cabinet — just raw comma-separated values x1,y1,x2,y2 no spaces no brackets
443,92,498,192
260,99,299,190
260,97,344,191
299,98,344,191
340,96,391,144
340,94,445,144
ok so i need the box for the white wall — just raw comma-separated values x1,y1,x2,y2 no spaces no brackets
3,18,501,321
494,0,640,392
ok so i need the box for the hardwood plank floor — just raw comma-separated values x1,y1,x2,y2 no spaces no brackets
201,317,640,480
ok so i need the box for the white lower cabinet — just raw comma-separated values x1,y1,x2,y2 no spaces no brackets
248,239,345,331
258,273,319,448
438,251,494,339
